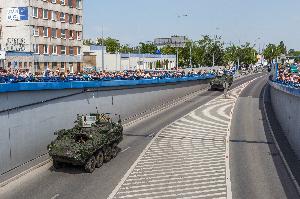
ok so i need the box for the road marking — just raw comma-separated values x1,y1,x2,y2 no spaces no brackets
50,194,60,199
109,78,257,199
121,147,130,153
148,132,156,137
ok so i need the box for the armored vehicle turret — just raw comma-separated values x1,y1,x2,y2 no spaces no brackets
48,113,123,173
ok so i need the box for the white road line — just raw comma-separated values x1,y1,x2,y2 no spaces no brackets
120,178,225,190
124,172,226,183
50,194,60,199
118,181,226,195
123,175,226,186
130,164,225,174
217,103,233,120
121,147,130,153
116,186,227,199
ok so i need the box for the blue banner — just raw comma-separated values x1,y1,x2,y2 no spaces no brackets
19,7,28,20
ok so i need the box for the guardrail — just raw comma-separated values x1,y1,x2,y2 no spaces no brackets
269,80,300,97
0,74,215,93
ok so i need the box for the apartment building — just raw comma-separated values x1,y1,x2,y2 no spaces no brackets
0,0,83,72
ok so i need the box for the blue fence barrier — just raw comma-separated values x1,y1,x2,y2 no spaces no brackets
269,80,300,97
0,74,215,93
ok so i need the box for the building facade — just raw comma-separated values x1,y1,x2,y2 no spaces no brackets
82,45,177,72
0,0,83,72
154,36,187,48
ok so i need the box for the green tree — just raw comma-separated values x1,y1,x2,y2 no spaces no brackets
263,44,280,63
139,42,158,54
198,35,225,66
288,49,300,62
238,43,257,65
83,39,94,46
161,45,176,55
95,37,120,53
277,41,287,55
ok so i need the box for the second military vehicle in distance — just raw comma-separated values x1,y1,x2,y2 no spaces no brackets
48,113,123,173
210,73,234,91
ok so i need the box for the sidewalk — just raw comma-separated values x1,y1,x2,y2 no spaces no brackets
108,81,253,199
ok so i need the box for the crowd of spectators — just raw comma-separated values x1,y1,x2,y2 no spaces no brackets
276,64,300,88
0,68,212,83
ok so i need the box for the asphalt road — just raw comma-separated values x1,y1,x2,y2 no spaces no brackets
0,73,265,199
230,76,300,199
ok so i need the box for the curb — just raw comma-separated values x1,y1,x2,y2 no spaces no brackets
262,84,300,196
0,159,52,188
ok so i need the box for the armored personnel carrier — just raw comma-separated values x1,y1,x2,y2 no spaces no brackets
210,74,233,91
48,113,123,173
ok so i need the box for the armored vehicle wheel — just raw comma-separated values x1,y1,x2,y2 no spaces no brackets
104,146,112,163
95,151,104,168
111,144,119,158
53,160,63,169
85,156,96,173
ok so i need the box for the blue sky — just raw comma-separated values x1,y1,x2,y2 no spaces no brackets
84,0,300,50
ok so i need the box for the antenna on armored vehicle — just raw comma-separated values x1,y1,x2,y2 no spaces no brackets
118,115,122,124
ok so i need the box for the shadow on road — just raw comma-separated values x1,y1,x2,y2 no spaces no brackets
230,139,274,145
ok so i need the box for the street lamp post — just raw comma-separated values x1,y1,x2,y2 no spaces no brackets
101,25,105,71
176,47,179,70
189,43,192,68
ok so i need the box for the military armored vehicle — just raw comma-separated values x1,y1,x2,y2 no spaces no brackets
48,113,123,173
210,74,233,91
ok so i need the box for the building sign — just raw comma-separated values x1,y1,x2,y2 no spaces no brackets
7,7,28,21
6,38,26,52
0,51,5,60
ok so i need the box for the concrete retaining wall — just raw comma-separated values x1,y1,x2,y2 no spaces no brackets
0,80,208,174
269,81,300,159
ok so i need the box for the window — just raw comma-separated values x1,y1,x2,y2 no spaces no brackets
51,11,57,21
61,62,65,69
75,15,81,24
33,44,39,54
69,14,73,24
34,62,40,70
60,0,65,5
69,30,74,40
69,47,74,56
77,47,81,55
51,28,57,38
33,7,38,18
60,12,65,22
43,27,48,37
76,0,82,9
43,9,48,19
52,45,57,54
61,29,66,39
61,46,66,55
44,45,49,54
52,62,57,69
76,31,82,40
68,0,73,8
33,27,39,36
44,62,49,69
24,62,28,68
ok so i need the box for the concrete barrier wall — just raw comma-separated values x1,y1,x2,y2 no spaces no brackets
0,80,208,174
269,81,300,158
